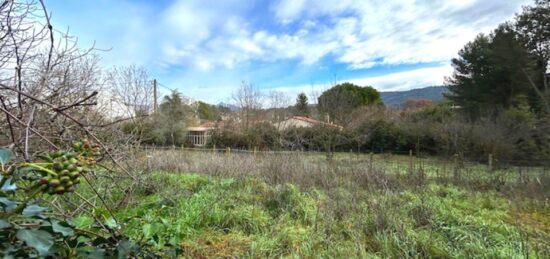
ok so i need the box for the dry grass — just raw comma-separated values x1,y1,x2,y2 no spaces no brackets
137,149,549,199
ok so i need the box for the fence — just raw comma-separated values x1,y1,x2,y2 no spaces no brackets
139,145,550,167
138,145,549,187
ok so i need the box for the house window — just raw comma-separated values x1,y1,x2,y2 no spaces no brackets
187,131,210,146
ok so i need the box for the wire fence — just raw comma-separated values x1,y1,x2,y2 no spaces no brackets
139,145,550,167
135,145,549,192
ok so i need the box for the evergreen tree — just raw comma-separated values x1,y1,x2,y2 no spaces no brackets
152,91,187,145
515,0,550,113
446,24,536,119
318,82,382,126
294,93,310,116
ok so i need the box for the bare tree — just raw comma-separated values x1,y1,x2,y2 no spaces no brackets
107,65,153,117
0,0,145,228
232,81,262,130
266,90,290,129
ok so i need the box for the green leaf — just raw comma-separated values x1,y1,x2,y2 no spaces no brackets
117,239,138,259
105,217,119,229
16,229,54,256
77,236,91,244
22,204,48,217
0,197,17,212
0,149,12,166
0,176,17,192
51,219,74,237
72,216,94,228
142,223,164,239
77,246,105,259
85,248,105,259
0,219,10,229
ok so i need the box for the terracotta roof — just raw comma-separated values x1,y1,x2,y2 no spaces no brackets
290,116,342,129
187,120,226,132
292,116,323,124
199,121,217,128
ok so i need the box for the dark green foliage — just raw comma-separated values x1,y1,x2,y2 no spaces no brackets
207,130,249,149
446,24,536,119
0,148,148,258
447,1,550,117
208,123,283,150
128,91,189,146
318,82,382,125
515,0,550,113
197,101,221,121
356,120,410,152
294,93,310,116
245,122,283,150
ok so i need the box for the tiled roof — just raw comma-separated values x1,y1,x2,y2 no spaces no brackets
290,116,342,129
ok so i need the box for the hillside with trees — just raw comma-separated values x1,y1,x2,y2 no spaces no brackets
380,86,448,107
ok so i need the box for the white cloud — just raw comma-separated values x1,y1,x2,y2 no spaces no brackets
64,0,527,73
152,0,529,72
47,0,531,103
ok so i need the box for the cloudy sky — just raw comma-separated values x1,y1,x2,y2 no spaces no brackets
47,0,530,104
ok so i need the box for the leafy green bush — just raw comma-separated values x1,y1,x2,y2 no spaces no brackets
0,147,145,257
356,119,411,152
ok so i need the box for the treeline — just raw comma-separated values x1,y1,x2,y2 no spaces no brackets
204,0,550,163
121,0,549,164
207,102,549,163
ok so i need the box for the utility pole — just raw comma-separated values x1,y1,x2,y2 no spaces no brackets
153,79,158,112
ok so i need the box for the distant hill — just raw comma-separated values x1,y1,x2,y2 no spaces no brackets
381,86,448,107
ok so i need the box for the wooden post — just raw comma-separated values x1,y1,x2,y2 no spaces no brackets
226,147,231,156
213,144,216,154
409,149,413,177
254,146,257,157
369,152,374,172
488,153,493,171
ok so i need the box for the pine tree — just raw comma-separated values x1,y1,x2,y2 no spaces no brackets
294,93,310,116
445,24,535,119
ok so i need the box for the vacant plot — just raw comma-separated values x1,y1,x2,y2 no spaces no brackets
107,150,550,257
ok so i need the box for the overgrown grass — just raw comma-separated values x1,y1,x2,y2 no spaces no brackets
115,172,550,258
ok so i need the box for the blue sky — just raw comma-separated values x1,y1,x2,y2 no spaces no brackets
46,0,530,104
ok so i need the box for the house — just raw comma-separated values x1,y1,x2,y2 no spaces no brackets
186,121,224,146
274,116,342,130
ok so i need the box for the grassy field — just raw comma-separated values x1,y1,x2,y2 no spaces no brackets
100,150,550,258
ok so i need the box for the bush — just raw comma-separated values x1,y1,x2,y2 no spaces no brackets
356,120,410,153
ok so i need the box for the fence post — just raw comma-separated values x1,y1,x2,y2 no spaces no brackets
409,149,413,176
254,146,257,157
226,147,231,156
488,153,493,171
213,144,216,154
369,152,374,172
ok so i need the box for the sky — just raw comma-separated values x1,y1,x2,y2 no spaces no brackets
46,0,531,104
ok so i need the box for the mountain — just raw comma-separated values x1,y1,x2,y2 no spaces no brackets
217,102,239,111
380,86,448,107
